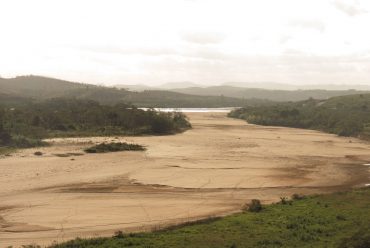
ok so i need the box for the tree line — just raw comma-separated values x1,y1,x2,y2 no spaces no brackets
229,94,370,139
0,98,191,149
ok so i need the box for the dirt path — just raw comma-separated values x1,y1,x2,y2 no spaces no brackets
1,112,369,247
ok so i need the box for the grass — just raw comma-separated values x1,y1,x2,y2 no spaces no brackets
0,146,16,155
84,142,145,153
50,187,370,248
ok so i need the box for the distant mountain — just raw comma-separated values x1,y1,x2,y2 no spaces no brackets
169,85,369,102
115,81,370,92
114,84,160,92
297,84,370,91
114,82,203,92
0,76,258,107
159,82,203,89
2,75,367,106
223,82,370,91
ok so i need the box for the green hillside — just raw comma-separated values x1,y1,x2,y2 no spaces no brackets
229,93,370,139
0,75,88,97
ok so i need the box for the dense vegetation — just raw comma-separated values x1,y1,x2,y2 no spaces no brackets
229,94,370,139
0,98,191,151
50,188,370,248
84,142,145,153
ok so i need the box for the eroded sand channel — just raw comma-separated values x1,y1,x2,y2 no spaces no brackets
1,112,370,246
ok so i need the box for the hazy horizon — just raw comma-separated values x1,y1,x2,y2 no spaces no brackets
1,0,370,86
2,74,370,91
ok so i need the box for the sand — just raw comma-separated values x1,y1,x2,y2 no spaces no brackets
1,112,370,247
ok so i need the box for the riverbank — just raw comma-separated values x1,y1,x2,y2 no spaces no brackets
51,187,370,248
1,112,369,246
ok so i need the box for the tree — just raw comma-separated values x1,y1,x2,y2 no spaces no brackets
0,109,11,146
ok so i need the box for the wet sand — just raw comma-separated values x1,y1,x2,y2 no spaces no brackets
1,112,370,247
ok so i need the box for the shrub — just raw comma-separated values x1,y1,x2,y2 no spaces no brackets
0,130,12,146
21,245,41,248
280,197,287,204
84,142,145,153
336,215,347,221
292,193,306,200
280,196,292,205
339,229,370,248
113,230,125,239
244,199,262,212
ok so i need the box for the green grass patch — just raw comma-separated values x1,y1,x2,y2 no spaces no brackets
50,188,370,248
0,146,16,155
84,142,145,153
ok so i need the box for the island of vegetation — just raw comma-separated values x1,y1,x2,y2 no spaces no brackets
84,142,145,153
229,94,370,139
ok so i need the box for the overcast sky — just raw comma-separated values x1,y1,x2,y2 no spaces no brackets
0,0,370,86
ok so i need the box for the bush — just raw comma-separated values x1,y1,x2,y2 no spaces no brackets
244,199,262,212
292,194,306,200
280,196,292,205
150,113,175,134
339,229,370,248
84,142,145,153
113,230,125,239
0,130,12,146
336,215,347,221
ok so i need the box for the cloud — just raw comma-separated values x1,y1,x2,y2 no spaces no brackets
75,44,230,62
182,32,226,45
74,45,177,57
332,0,368,16
140,51,370,84
288,19,326,33
182,48,230,61
279,35,292,44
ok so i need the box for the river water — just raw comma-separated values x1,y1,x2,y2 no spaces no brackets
139,107,237,113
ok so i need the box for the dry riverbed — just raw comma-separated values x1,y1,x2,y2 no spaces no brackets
1,112,370,247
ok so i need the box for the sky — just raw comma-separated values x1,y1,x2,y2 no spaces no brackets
0,0,370,86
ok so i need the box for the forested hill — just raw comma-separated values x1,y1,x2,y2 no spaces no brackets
0,75,88,97
229,93,370,139
0,76,262,107
170,85,369,102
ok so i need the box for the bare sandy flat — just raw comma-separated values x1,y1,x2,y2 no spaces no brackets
1,112,369,247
